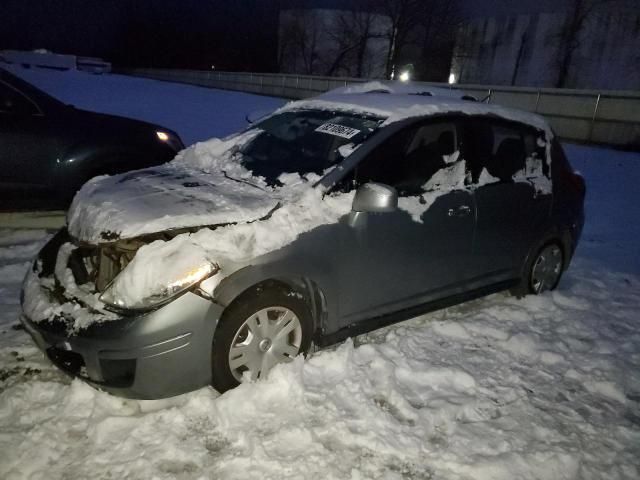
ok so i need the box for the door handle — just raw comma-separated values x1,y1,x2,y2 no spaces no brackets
447,205,471,217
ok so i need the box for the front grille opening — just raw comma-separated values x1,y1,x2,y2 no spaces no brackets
68,240,145,293
38,229,71,277
99,358,136,387
47,347,86,377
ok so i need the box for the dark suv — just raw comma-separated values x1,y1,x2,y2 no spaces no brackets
0,67,184,210
21,87,585,398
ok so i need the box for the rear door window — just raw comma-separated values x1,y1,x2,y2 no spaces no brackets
464,118,546,184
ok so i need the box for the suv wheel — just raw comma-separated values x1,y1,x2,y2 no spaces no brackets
211,286,313,393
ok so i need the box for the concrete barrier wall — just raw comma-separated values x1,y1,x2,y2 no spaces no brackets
119,68,640,149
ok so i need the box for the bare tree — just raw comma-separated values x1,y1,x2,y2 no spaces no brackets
278,0,461,80
511,30,528,86
554,0,622,87
324,3,385,77
374,0,460,80
374,0,427,78
415,0,460,82
278,8,321,74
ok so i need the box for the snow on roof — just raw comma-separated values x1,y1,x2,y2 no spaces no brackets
320,80,470,99
284,82,552,135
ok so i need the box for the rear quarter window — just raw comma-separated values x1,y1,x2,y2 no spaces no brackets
465,118,547,183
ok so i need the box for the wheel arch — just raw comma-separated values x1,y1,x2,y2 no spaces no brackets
521,229,571,279
214,274,329,342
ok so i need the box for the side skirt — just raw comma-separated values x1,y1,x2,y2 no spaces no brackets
315,279,518,348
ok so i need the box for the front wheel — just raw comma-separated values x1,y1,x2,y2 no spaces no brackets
211,286,313,393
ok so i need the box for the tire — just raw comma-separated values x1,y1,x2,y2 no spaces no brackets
511,241,565,297
211,285,313,393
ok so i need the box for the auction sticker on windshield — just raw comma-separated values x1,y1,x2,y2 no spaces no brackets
315,123,361,139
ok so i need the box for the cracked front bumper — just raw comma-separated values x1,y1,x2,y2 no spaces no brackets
20,233,224,399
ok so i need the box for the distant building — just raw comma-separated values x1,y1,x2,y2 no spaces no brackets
450,7,640,90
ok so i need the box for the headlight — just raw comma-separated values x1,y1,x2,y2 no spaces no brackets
155,130,184,152
99,239,218,311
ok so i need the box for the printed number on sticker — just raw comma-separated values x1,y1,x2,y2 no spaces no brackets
315,123,361,139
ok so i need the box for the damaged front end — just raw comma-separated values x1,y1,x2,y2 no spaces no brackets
20,227,224,398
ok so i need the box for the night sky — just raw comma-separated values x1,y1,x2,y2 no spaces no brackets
0,0,593,71
1,0,281,70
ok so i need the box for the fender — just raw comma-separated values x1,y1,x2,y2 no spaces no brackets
52,141,152,187
211,238,340,337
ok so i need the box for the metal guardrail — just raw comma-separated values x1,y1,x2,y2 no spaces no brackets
0,211,66,229
118,68,640,149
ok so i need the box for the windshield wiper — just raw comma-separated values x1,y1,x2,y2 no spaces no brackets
221,170,267,192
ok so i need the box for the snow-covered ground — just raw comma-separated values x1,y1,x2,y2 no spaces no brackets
1,68,639,479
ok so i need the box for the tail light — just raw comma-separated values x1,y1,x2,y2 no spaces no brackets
568,171,586,197
559,165,585,198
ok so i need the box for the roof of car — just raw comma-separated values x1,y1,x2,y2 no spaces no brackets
279,81,552,135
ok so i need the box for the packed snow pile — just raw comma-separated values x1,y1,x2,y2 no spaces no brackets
2,260,640,479
105,186,353,308
66,131,279,243
64,125,355,314
21,245,118,331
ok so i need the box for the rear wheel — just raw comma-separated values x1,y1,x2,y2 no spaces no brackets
529,244,564,293
211,286,313,393
512,241,565,297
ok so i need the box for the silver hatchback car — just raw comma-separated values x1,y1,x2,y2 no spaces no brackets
21,86,585,398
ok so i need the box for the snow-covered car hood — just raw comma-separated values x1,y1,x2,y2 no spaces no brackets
67,163,280,243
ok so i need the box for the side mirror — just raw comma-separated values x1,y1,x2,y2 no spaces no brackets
352,182,398,213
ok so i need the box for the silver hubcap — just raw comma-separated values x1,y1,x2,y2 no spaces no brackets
531,245,562,293
228,306,302,382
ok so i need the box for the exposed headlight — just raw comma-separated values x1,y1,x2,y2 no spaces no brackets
100,255,218,312
155,130,184,151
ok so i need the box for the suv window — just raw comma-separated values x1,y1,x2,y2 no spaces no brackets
0,81,38,115
464,118,545,183
355,120,462,196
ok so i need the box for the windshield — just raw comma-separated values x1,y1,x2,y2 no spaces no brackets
239,110,382,184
